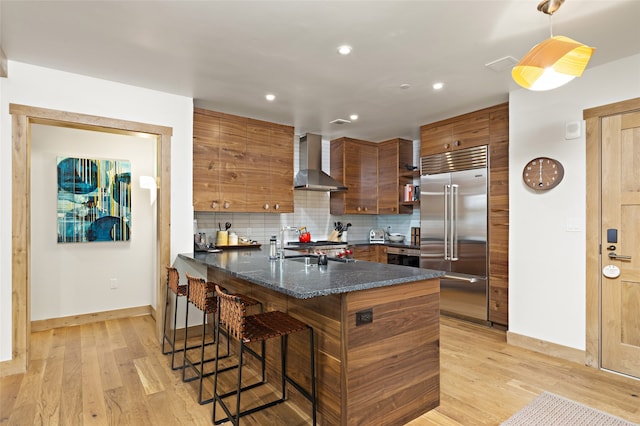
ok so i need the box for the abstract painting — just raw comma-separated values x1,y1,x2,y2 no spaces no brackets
57,156,131,243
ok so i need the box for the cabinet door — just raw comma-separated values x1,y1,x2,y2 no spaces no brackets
451,113,489,151
420,113,490,156
193,112,221,211
377,142,399,214
269,126,294,213
219,117,247,211
245,123,272,212
345,142,378,214
421,122,452,157
353,246,376,261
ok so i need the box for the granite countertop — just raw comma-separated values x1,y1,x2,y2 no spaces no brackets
178,248,443,299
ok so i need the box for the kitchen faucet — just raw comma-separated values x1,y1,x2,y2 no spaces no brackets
280,226,299,258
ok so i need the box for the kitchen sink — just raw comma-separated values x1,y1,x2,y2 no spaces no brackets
283,254,356,263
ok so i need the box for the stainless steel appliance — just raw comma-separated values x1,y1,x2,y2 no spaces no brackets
369,229,385,244
387,246,420,267
420,145,489,323
294,134,347,192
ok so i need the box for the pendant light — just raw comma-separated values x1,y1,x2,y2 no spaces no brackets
512,0,595,91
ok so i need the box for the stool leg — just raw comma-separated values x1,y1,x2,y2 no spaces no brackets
170,291,181,369
212,313,222,424
234,340,244,426
181,295,190,382
309,328,317,425
161,284,171,355
281,335,287,399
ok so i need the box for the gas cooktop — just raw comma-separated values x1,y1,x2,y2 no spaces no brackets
286,240,347,248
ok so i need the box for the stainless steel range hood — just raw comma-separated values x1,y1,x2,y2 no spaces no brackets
294,133,347,191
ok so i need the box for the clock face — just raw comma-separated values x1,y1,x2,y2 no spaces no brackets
522,157,564,191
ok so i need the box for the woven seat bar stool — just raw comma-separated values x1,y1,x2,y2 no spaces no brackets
161,266,200,370
183,273,261,405
212,284,316,426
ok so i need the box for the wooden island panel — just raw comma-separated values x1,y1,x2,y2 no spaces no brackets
208,267,440,425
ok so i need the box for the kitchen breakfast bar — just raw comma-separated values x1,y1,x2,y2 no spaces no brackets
178,249,443,425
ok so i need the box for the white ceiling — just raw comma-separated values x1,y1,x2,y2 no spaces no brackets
1,0,639,141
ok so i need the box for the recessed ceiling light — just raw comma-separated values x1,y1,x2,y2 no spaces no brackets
265,93,276,101
337,45,352,55
349,114,358,121
432,82,444,90
400,83,411,90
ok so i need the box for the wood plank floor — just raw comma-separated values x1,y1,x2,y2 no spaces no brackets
1,315,639,425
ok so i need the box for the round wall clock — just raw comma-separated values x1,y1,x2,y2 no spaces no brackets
522,157,564,191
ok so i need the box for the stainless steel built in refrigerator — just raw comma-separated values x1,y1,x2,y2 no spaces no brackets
420,145,489,323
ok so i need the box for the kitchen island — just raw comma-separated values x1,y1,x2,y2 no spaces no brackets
178,250,443,425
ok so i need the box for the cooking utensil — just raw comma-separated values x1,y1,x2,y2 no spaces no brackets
225,222,231,231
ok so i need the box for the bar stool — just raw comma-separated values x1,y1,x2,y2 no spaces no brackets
212,284,316,425
183,273,260,405
161,266,198,370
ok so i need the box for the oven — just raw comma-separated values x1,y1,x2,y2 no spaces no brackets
387,246,420,268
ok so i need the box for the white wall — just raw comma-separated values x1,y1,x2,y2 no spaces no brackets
30,125,156,320
0,61,194,361
509,53,640,350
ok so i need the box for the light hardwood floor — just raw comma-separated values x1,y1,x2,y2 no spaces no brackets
1,315,638,425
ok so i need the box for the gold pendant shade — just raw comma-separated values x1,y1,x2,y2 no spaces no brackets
512,35,595,91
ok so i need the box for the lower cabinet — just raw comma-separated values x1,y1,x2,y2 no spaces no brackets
353,245,387,263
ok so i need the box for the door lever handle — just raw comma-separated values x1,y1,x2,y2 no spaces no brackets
608,252,632,260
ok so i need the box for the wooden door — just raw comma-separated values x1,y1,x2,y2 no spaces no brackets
600,110,640,379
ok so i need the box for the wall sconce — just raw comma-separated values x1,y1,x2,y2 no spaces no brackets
512,0,595,91
139,175,157,205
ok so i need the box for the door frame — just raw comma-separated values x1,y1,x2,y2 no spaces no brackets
2,104,172,376
584,97,640,369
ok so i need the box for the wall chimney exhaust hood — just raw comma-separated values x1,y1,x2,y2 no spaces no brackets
294,133,347,192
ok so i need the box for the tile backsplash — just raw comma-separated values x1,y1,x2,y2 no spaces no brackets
194,191,419,246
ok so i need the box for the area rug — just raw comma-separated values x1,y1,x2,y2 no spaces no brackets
501,391,638,426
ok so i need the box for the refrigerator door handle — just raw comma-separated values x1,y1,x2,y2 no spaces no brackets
451,184,459,261
443,184,450,260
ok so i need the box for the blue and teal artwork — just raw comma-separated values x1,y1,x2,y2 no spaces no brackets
57,157,131,243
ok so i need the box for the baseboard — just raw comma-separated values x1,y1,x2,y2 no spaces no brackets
31,305,153,332
507,330,585,364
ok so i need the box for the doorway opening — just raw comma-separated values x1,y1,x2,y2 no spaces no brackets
5,104,172,376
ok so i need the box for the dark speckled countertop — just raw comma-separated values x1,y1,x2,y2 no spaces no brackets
178,248,443,299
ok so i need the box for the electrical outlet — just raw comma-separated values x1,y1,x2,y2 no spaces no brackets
356,309,373,326
110,278,118,289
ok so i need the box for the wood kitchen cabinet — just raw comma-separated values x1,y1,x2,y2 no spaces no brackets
420,102,510,326
353,245,387,263
330,137,378,214
331,137,414,215
420,110,490,157
193,108,294,213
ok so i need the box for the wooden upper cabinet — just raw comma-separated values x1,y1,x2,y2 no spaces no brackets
193,108,293,213
265,125,294,213
193,111,221,211
331,137,414,215
378,138,414,215
420,110,490,157
330,137,378,215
